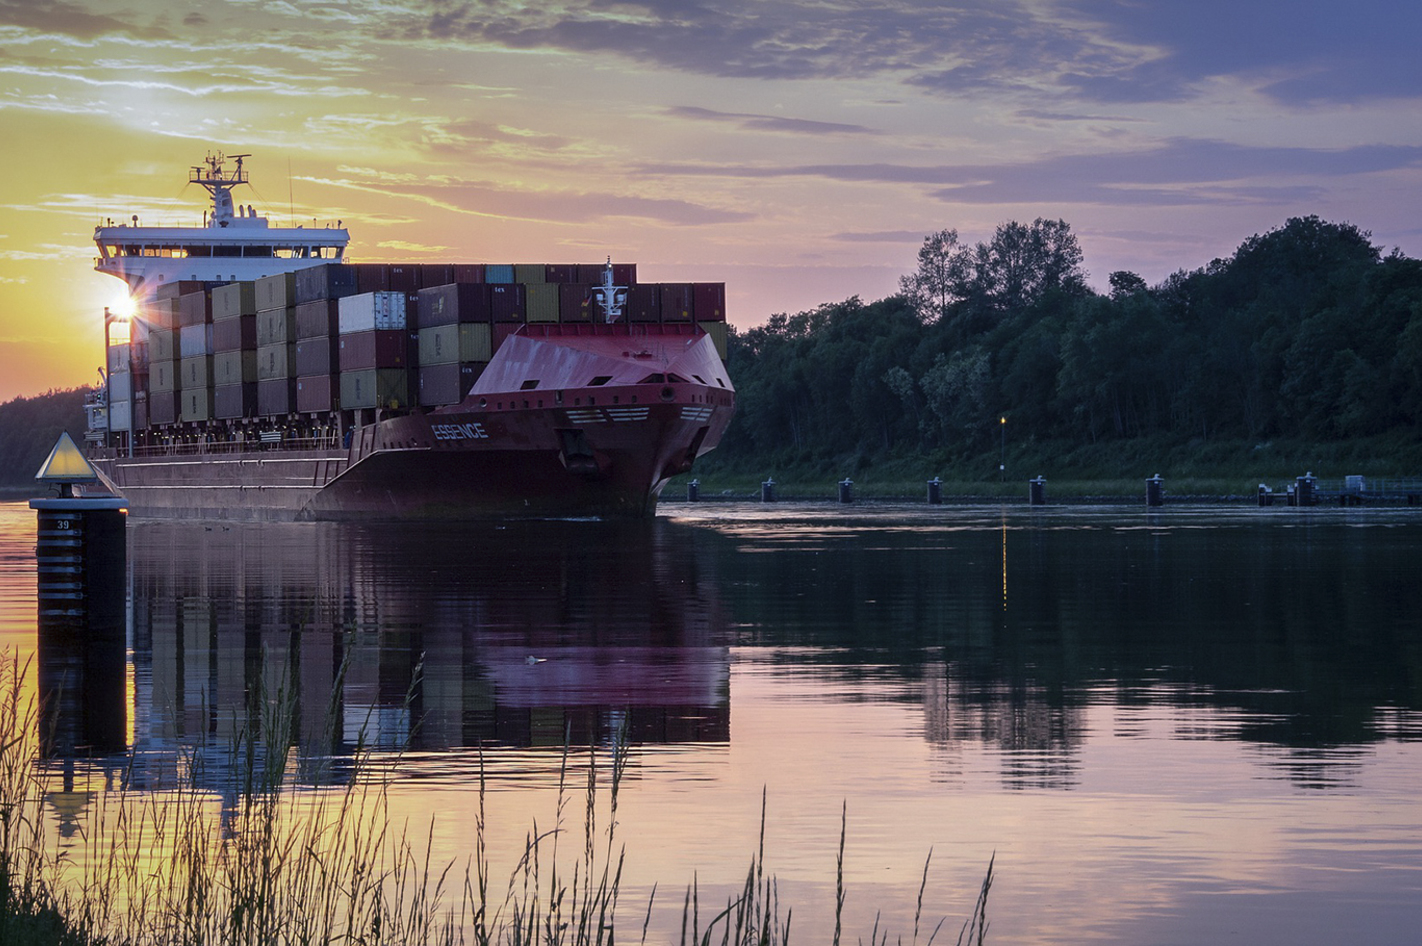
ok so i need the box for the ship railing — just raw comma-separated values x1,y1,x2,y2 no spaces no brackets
128,434,343,458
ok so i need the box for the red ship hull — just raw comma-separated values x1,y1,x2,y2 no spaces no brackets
94,324,734,520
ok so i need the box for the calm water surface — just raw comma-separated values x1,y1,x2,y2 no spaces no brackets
2,499,1420,944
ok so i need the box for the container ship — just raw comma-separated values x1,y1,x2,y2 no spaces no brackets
85,153,734,519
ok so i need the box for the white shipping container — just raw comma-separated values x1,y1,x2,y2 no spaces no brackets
106,343,130,373
338,291,406,334
109,398,132,432
108,369,132,402
179,323,212,358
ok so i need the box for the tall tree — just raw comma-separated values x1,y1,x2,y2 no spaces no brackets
899,229,969,323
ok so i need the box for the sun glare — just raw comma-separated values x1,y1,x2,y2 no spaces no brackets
110,292,137,321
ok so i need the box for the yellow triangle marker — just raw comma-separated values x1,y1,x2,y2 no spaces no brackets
35,431,98,483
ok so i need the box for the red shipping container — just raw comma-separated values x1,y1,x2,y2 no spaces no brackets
422,264,454,287
693,282,726,321
574,263,605,285
295,337,337,376
490,283,526,322
356,263,391,293
388,265,422,292
296,374,338,413
559,283,594,322
258,378,298,416
452,263,485,283
660,283,694,321
214,382,258,419
212,314,257,352
178,290,211,327
626,284,661,322
613,263,637,286
545,264,577,283
295,299,340,339
338,329,408,370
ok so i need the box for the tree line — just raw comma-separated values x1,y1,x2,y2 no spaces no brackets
713,216,1422,473
0,388,89,490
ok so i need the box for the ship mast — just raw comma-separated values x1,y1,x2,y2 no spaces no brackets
190,152,250,227
593,257,627,323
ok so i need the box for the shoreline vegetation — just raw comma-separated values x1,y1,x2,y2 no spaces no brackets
0,655,993,946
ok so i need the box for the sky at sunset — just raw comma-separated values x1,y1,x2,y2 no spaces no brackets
1,0,1420,401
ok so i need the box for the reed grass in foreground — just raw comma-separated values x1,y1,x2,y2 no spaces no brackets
0,653,992,945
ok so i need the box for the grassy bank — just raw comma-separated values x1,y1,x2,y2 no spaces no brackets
684,433,1422,503
0,654,991,946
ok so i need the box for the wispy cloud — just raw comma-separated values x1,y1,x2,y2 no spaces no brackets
829,230,928,243
312,173,755,227
633,140,1422,207
665,106,879,137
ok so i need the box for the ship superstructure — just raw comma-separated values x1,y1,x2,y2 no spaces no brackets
94,153,348,297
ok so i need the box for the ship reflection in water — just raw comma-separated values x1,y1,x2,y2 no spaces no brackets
39,517,730,798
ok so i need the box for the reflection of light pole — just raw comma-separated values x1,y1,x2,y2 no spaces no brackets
999,415,1006,482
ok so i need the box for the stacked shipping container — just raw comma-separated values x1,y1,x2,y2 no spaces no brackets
116,262,727,432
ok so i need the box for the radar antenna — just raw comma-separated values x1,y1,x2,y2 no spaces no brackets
190,152,252,227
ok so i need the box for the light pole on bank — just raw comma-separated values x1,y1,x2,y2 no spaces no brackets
999,416,1006,482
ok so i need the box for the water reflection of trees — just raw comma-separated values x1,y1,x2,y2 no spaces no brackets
709,512,1422,782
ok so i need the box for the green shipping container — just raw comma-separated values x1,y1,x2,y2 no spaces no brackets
213,350,259,385
697,321,728,362
513,264,546,284
525,283,559,322
256,272,298,311
257,343,296,380
418,323,492,365
180,387,212,423
149,359,178,394
212,281,257,320
340,369,410,410
257,307,297,346
181,354,213,389
150,328,176,362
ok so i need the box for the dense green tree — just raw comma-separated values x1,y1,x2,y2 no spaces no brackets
707,215,1422,477
0,389,90,488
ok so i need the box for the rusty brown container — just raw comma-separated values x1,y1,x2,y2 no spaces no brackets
296,374,338,413
490,283,526,322
338,330,409,370
626,284,661,322
212,315,256,352
295,299,340,339
559,283,593,322
693,283,726,321
660,283,694,321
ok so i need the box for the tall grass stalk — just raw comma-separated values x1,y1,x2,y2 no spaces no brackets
0,651,993,945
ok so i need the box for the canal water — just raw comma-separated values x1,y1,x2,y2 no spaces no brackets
1,499,1420,944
